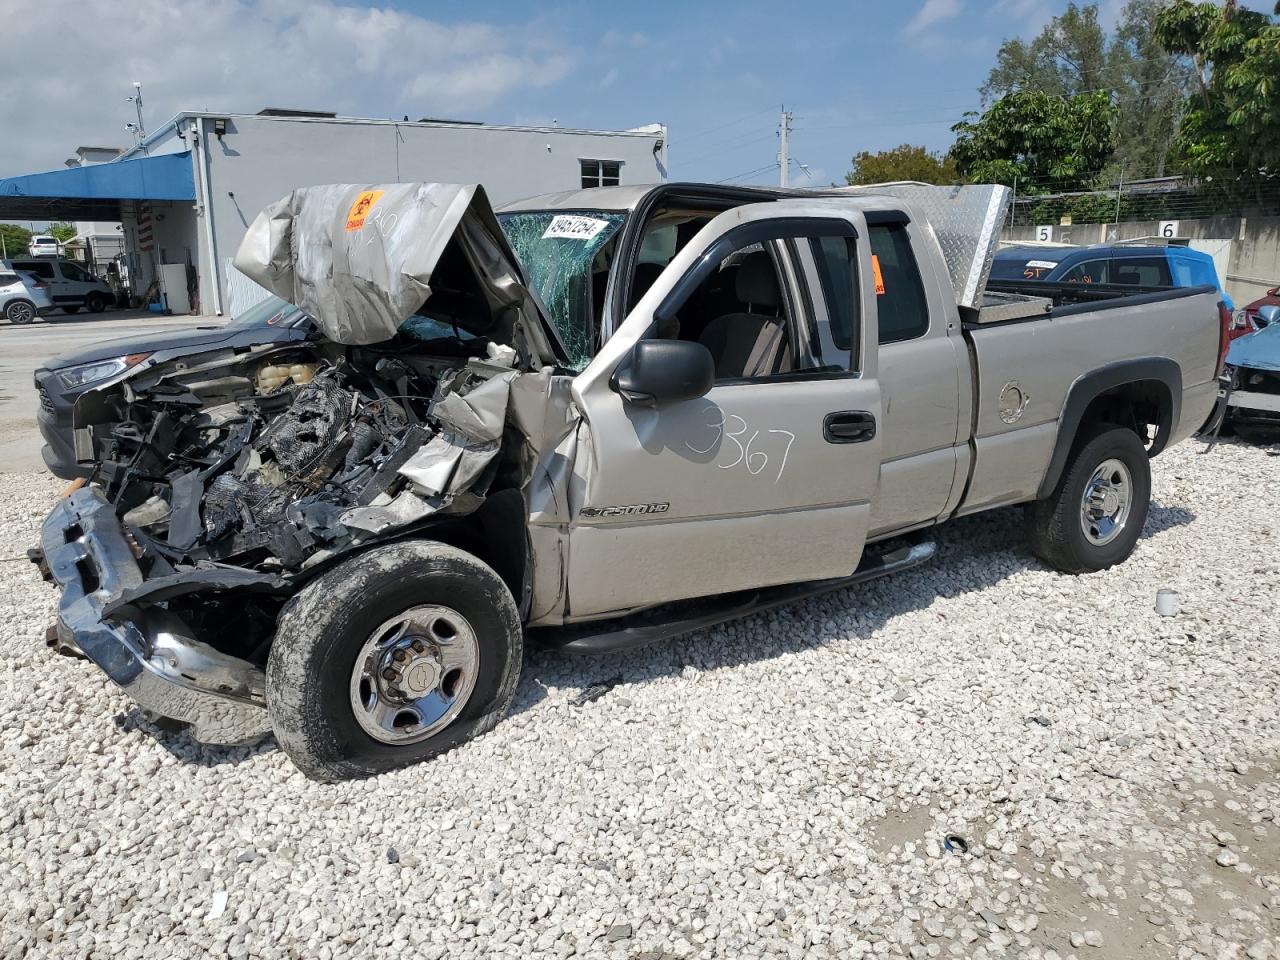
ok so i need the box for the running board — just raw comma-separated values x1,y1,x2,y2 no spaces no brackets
536,539,937,656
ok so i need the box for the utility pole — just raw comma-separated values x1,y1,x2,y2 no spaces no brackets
127,82,147,153
778,107,792,188
1114,162,1125,227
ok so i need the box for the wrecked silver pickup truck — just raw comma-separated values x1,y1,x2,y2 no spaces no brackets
34,181,1228,781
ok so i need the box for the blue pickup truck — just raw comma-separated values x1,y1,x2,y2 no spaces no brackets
991,243,1234,310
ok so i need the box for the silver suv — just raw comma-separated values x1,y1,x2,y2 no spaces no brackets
0,267,53,324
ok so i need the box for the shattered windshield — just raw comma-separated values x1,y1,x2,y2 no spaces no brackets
498,211,625,370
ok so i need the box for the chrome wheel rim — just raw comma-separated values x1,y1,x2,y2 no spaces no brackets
8,302,33,323
348,605,480,745
1080,457,1133,546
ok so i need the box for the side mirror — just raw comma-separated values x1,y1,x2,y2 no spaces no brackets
1256,304,1280,329
612,339,715,407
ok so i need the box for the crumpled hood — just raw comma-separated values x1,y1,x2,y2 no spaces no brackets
1228,322,1280,373
233,182,564,365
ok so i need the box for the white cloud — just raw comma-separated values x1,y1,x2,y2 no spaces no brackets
599,67,620,90
906,0,963,35
0,0,574,176
990,0,1055,36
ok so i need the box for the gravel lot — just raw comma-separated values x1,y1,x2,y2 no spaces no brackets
2,437,1278,960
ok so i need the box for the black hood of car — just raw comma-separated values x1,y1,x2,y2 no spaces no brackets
43,325,293,371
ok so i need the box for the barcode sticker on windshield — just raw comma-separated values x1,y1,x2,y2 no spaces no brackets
542,215,610,241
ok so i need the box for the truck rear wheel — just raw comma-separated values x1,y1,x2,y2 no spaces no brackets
1024,424,1151,574
266,540,523,781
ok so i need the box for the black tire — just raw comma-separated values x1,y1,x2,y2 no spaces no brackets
86,293,107,313
62,305,80,314
4,299,36,324
1024,423,1151,574
266,540,523,781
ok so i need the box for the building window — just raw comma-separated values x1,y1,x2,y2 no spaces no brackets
580,159,621,188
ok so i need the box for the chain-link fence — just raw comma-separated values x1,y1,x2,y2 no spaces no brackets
1007,175,1280,227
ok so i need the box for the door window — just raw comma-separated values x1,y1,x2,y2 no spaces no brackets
652,222,859,382
1111,256,1172,287
1059,259,1109,284
868,225,928,344
60,262,93,282
809,235,858,369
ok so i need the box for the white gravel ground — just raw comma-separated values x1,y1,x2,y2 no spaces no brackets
2,437,1279,960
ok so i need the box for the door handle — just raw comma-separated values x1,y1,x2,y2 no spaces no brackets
824,410,876,443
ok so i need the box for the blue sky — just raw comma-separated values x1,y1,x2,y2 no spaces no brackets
378,0,1056,187
0,0,1272,187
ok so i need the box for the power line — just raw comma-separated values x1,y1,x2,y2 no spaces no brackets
678,131,776,168
716,162,780,184
678,106,776,144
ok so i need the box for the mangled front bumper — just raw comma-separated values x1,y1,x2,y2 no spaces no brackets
38,488,272,745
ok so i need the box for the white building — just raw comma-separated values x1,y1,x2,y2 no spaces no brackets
0,109,668,315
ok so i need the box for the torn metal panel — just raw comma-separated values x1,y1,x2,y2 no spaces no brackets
430,364,519,443
233,182,565,366
341,489,440,536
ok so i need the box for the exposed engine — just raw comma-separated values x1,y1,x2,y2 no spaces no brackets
85,339,521,576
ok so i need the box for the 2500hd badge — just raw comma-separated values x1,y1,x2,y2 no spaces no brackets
579,502,671,519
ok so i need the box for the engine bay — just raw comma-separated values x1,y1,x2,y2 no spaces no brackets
81,332,528,580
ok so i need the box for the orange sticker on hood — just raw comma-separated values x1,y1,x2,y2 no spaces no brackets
871,254,886,295
344,190,384,231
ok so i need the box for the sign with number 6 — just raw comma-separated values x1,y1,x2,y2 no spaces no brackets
1159,220,1179,239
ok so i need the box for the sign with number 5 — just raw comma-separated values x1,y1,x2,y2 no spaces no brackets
1035,225,1053,242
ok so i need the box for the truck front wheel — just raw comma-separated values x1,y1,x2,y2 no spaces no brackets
1025,424,1151,574
266,540,523,781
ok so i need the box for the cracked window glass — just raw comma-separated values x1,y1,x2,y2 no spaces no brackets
499,210,625,370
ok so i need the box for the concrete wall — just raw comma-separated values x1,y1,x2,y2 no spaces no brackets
1005,216,1280,306
179,114,666,315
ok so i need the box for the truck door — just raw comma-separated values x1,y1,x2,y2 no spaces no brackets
566,201,882,618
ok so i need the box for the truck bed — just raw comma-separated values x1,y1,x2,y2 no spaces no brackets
952,285,1224,517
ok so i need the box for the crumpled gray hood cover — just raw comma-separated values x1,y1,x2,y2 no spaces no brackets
234,182,562,363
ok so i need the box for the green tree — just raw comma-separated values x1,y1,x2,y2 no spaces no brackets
948,90,1117,191
1154,0,1280,180
845,144,960,186
1110,0,1197,177
0,223,32,259
981,2,1109,101
48,222,77,244
981,1,1195,179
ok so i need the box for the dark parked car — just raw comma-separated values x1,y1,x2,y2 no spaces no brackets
36,296,312,479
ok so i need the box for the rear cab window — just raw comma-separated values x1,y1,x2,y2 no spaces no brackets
868,224,928,344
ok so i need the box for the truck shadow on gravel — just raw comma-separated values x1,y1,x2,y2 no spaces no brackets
112,710,280,768
515,500,1198,716
115,501,1195,768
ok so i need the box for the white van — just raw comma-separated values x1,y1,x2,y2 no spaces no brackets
3,258,113,313
27,235,62,257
